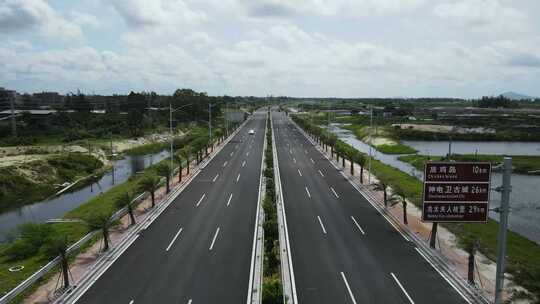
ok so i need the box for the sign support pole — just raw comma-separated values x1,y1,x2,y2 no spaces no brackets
494,157,512,304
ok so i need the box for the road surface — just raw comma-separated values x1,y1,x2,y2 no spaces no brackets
272,111,468,304
77,112,266,304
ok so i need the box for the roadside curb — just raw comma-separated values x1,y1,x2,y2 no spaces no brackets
247,113,266,304
270,112,298,304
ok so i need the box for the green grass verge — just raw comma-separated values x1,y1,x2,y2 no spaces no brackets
399,154,540,175
375,143,417,154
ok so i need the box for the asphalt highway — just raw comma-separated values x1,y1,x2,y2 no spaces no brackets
272,111,468,304
77,112,266,304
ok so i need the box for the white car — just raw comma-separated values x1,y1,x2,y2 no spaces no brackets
248,129,255,135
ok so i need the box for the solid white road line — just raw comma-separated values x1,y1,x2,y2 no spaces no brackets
129,300,134,304
209,227,220,251
227,193,233,206
242,160,246,167
390,273,415,304
317,216,327,234
236,173,241,182
196,193,206,207
223,161,228,167
297,169,302,177
246,151,250,156
330,187,339,198
340,272,358,304
165,227,183,251
212,174,219,182
414,248,472,304
187,300,192,304
350,216,365,235
305,187,311,198
310,158,315,164
230,152,234,157
318,170,324,177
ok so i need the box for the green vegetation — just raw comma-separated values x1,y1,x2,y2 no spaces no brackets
0,153,104,212
399,154,540,175
0,120,231,300
375,143,417,154
293,114,540,301
262,115,283,303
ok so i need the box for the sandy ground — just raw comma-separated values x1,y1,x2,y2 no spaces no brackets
22,143,217,304
319,143,533,303
391,123,495,135
0,132,179,168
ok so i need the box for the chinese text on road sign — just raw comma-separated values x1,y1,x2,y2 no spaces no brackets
422,162,491,222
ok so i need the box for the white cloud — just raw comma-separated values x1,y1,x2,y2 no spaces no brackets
0,0,84,41
109,0,207,28
434,0,529,35
70,11,100,29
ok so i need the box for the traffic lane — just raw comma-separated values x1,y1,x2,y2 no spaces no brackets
275,117,403,303
282,114,468,304
77,115,265,304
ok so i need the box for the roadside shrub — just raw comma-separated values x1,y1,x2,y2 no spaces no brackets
262,276,283,304
4,223,54,260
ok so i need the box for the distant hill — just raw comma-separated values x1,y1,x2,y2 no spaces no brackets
500,91,537,100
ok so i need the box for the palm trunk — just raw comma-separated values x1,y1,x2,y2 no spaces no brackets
102,228,109,251
430,223,438,249
383,188,387,207
342,156,345,167
402,200,408,225
178,163,182,182
61,253,70,289
360,166,364,184
350,161,354,175
151,191,155,208
165,176,170,193
128,204,135,225
468,248,475,284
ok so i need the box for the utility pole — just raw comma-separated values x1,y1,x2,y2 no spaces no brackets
494,157,512,304
208,101,212,142
368,105,373,184
170,102,174,174
10,93,17,137
110,133,115,185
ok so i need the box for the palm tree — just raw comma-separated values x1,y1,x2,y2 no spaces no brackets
355,153,367,184
459,235,478,285
138,174,160,208
173,153,183,182
389,186,409,225
156,163,171,193
116,192,136,225
372,180,389,207
86,212,114,252
43,234,70,289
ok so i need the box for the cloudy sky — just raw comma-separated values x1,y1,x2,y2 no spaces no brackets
1,0,540,98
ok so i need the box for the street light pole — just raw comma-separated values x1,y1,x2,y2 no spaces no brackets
368,105,373,184
170,102,174,173
494,157,512,304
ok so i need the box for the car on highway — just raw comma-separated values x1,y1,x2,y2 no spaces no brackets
248,129,255,135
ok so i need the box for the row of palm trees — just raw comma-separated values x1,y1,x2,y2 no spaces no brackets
292,115,412,225
292,114,483,285
52,121,243,289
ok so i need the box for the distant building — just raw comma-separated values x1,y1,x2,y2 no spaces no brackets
33,91,63,106
0,87,16,111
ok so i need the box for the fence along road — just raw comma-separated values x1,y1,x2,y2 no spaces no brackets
73,112,266,304
272,111,469,304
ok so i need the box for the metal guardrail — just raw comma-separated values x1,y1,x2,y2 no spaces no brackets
0,121,249,304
